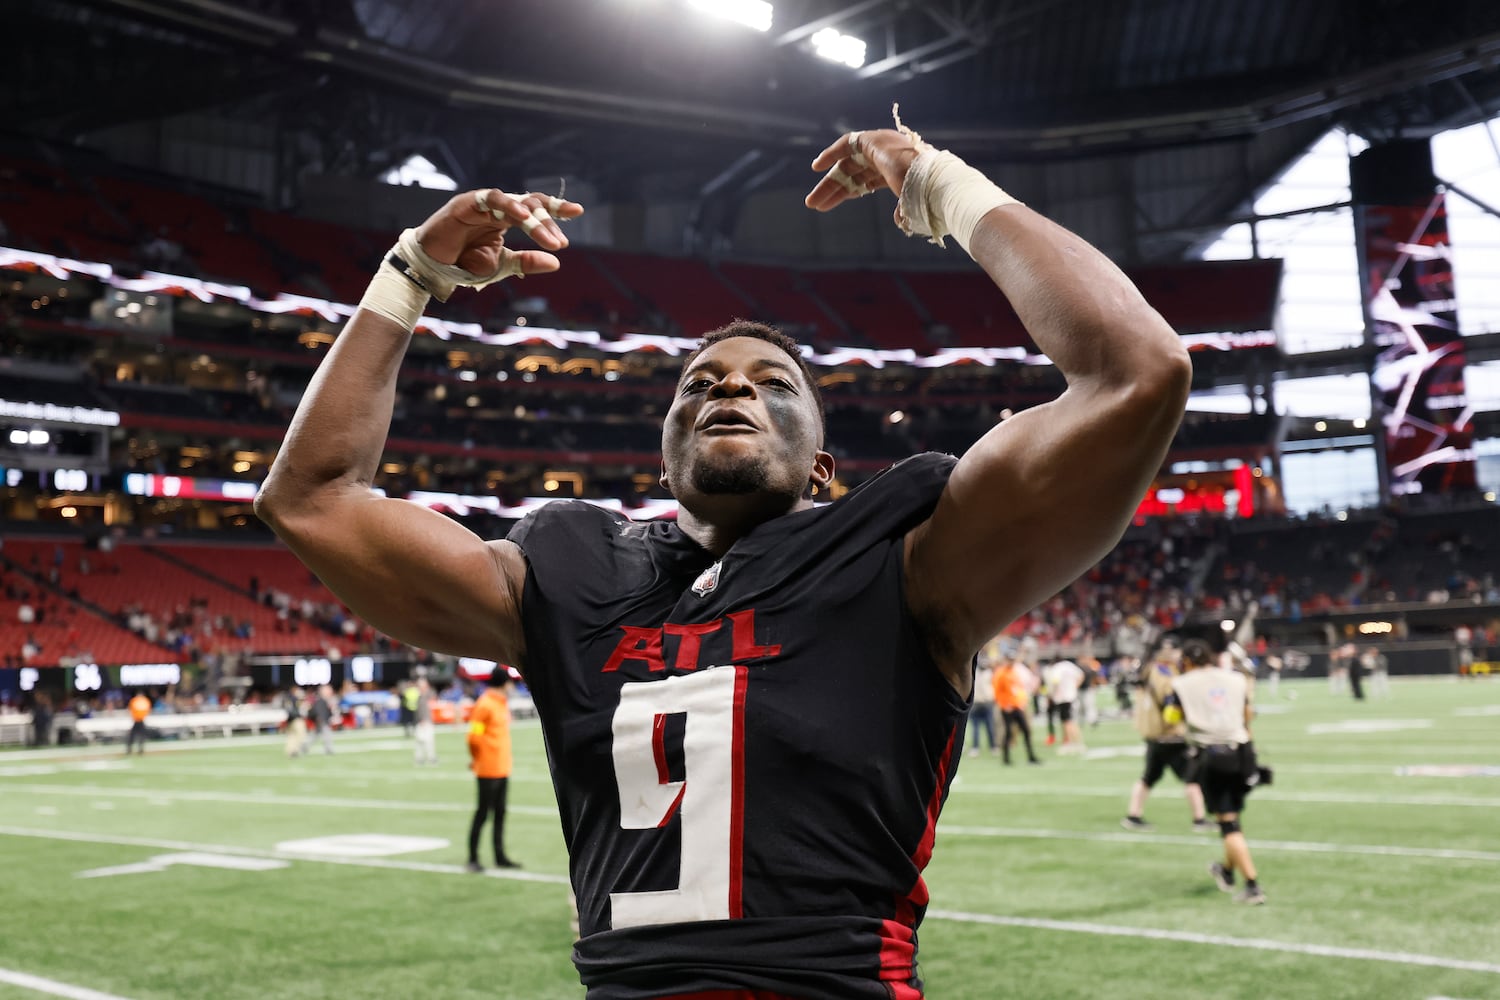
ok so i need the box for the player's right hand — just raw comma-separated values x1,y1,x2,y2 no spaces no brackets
414,188,585,278
804,129,922,217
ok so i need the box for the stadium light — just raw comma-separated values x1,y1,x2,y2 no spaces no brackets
810,27,865,68
687,0,772,32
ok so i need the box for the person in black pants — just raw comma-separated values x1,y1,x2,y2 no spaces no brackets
30,693,53,747
466,673,519,871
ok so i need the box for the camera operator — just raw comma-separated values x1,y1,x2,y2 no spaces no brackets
1169,638,1268,905
1120,638,1212,833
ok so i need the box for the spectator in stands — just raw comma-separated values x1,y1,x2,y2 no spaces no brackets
1171,638,1265,904
253,127,1190,994
125,689,151,754
466,669,518,871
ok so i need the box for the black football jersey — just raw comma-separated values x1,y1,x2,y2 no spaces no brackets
508,453,970,999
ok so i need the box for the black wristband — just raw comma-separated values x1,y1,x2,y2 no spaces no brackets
386,252,432,293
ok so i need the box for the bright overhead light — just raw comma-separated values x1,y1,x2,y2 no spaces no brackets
687,0,773,32
811,27,865,68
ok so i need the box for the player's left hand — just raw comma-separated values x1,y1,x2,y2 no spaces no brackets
804,129,923,216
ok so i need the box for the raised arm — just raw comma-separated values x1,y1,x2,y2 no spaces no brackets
807,129,1191,686
254,189,583,667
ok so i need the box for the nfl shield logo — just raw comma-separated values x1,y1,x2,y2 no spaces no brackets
691,561,722,597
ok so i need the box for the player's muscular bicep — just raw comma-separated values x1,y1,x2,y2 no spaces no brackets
274,493,526,664
907,382,1176,670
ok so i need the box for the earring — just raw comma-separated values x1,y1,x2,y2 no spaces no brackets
810,484,819,496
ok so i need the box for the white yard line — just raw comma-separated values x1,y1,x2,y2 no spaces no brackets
949,783,1500,808
0,968,134,1000
13,782,1492,864
0,783,558,817
11,762,553,784
0,825,568,885
926,909,1500,975
939,824,1500,863
2,825,1492,977
0,722,542,763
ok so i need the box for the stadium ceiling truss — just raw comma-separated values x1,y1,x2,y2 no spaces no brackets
10,0,1500,261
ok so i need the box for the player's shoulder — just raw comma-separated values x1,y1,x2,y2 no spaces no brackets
508,498,625,543
842,452,957,505
508,499,676,560
765,452,958,556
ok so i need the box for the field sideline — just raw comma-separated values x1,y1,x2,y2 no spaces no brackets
2,677,1497,999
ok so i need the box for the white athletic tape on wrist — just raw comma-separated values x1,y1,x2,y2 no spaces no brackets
829,163,869,197
364,228,527,320
898,149,1021,255
359,262,430,330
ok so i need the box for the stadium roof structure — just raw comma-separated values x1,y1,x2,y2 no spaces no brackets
9,0,1500,261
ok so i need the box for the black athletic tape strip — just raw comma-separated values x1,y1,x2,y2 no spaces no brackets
386,252,432,293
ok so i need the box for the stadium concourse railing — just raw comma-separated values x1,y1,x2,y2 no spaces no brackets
1007,635,1479,680
1,687,540,747
73,705,286,742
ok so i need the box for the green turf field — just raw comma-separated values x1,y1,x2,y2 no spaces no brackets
2,677,1498,1000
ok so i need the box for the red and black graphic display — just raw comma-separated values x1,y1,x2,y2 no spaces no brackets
1354,140,1476,499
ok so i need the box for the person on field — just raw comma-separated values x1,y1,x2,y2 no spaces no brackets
256,120,1190,996
1121,639,1212,832
282,685,307,758
125,690,151,754
1171,640,1267,905
466,670,519,871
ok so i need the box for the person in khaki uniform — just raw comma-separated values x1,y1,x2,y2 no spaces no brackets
1121,640,1211,832
282,685,307,758
466,669,519,872
1172,639,1266,905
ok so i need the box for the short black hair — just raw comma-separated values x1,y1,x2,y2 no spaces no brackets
678,320,826,444
1180,639,1217,668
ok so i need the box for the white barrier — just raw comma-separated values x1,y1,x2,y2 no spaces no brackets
75,708,288,742
0,715,32,747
